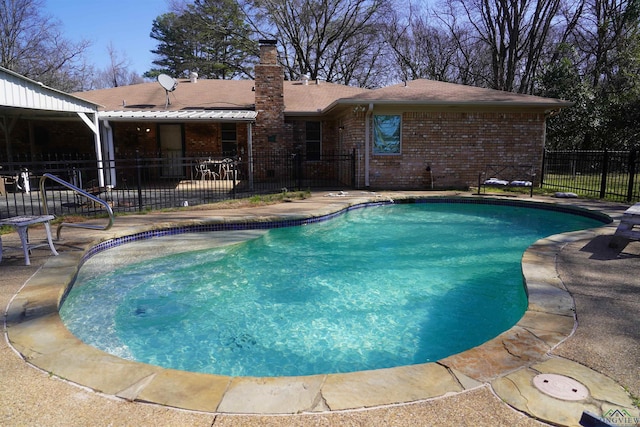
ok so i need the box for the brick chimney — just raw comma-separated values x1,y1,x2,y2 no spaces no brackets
254,40,285,151
258,40,279,66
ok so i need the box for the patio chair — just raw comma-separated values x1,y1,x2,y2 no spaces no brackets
221,158,238,180
195,162,218,180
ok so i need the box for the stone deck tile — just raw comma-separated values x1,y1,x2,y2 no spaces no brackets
8,312,82,358
439,326,550,383
525,282,575,316
217,375,326,414
521,249,566,290
518,310,575,337
321,363,463,410
27,339,163,395
517,311,575,348
136,369,231,412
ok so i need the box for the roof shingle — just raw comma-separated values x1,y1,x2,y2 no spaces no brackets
74,77,570,116
75,79,256,111
336,79,571,108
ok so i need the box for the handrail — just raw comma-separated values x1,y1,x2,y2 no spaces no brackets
39,173,114,240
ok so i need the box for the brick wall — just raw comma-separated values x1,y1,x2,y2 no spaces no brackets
185,123,218,153
336,111,366,187
339,110,545,190
287,119,340,154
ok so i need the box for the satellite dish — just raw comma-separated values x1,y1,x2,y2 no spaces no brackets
158,74,178,92
157,74,178,107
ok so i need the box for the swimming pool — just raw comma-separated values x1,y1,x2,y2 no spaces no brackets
60,200,605,377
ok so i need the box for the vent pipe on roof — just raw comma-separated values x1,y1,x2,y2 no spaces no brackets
302,74,309,85
190,72,198,83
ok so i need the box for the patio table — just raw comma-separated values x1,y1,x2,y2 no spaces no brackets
616,203,640,237
0,215,58,265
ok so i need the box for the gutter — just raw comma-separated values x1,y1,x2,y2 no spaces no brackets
324,99,574,115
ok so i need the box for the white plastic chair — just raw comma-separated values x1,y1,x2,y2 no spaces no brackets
195,163,217,180
221,159,238,180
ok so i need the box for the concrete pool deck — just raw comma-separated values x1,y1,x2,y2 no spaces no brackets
1,191,639,426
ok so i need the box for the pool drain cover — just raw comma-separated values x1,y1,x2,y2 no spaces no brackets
533,374,589,401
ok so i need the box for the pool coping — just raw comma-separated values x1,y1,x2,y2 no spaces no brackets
4,193,637,423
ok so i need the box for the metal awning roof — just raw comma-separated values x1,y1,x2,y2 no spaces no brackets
1,67,98,113
99,110,257,121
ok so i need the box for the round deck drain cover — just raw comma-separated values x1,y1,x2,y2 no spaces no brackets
532,374,589,401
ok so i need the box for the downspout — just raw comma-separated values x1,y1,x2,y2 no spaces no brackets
364,103,374,188
247,121,254,190
540,111,550,189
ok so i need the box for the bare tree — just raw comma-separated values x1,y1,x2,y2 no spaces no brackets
433,0,571,93
570,0,639,89
385,4,463,82
91,43,143,89
244,0,393,86
0,0,92,91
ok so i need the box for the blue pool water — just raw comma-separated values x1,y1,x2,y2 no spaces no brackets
60,202,604,377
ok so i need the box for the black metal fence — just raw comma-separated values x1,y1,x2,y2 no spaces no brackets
0,150,355,219
541,149,639,203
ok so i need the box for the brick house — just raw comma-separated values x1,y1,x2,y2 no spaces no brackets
2,40,570,190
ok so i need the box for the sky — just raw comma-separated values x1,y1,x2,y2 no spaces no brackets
44,0,171,75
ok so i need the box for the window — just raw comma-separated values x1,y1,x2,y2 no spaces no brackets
221,123,237,156
373,115,401,154
306,121,321,160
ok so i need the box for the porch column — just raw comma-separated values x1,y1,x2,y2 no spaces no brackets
77,112,105,188
101,120,117,187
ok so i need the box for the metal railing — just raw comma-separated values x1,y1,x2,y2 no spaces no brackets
39,173,114,239
541,149,639,203
1,150,355,219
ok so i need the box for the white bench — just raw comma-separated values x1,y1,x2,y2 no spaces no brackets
0,215,58,265
610,203,640,249
615,203,640,239
478,164,535,197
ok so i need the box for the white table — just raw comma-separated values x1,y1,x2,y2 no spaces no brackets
0,215,58,265
614,203,640,240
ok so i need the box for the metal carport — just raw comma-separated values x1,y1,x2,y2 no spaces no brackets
0,67,105,186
